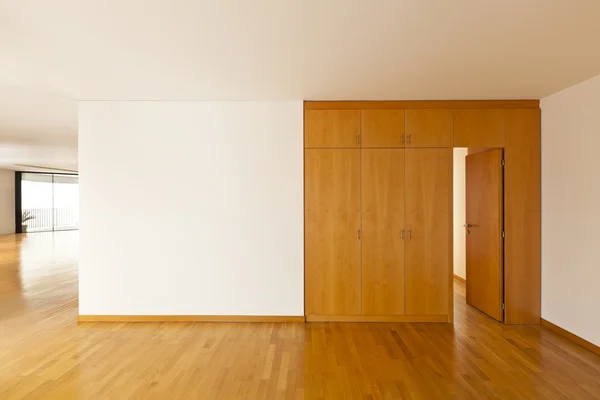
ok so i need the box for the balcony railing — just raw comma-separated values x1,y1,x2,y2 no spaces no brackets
22,208,79,232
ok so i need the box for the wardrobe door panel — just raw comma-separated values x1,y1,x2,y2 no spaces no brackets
362,149,405,315
361,110,405,148
454,109,505,147
405,148,452,315
305,149,361,315
304,110,360,148
405,109,452,147
504,108,541,324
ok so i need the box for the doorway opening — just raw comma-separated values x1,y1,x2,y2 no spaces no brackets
453,147,505,322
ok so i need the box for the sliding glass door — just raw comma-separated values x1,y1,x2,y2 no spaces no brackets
20,173,79,232
52,175,79,230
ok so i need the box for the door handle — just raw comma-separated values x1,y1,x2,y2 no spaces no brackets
464,223,473,228
400,229,404,240
407,229,412,240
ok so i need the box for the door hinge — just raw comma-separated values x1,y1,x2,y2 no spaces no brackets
502,303,505,310
501,159,505,167
501,230,505,238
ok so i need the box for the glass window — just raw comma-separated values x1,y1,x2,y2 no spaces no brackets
21,173,79,232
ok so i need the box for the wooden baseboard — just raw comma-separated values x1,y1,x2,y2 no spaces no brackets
541,318,600,356
78,315,305,323
305,314,448,323
453,274,466,284
80,314,449,323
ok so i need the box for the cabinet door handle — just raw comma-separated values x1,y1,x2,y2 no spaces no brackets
357,229,361,240
400,229,404,240
408,229,412,240
407,134,412,145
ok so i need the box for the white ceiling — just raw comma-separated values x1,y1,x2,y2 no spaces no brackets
0,87,77,171
2,0,600,169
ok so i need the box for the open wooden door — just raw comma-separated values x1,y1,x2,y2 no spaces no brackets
465,148,504,321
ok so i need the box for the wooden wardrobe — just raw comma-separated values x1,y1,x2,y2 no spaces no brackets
304,108,453,322
303,100,541,325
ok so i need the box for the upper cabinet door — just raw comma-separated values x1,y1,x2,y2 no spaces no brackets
405,109,452,147
361,110,405,148
454,109,505,148
304,110,361,148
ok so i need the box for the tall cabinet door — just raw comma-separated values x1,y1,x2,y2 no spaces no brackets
362,149,405,315
304,110,361,148
405,148,452,315
305,149,361,315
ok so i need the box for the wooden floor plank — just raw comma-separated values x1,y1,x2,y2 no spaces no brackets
0,231,599,399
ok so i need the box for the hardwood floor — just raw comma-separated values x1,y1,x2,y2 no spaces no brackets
1,232,599,399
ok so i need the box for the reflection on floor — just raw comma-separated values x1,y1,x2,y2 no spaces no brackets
0,232,599,399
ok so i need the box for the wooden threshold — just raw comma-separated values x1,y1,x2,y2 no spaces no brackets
305,314,448,323
453,274,466,284
304,100,539,110
541,318,600,357
78,315,306,323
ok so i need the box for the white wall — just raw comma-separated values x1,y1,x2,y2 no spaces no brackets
0,170,15,235
78,101,304,316
542,73,600,346
453,148,468,279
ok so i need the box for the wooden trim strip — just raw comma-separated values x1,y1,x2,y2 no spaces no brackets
78,315,306,323
305,315,448,323
304,100,539,110
453,274,466,284
448,153,455,324
541,318,600,356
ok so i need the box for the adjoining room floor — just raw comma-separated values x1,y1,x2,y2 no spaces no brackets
0,232,599,399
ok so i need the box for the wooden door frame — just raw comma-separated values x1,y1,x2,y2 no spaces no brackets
303,101,541,325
